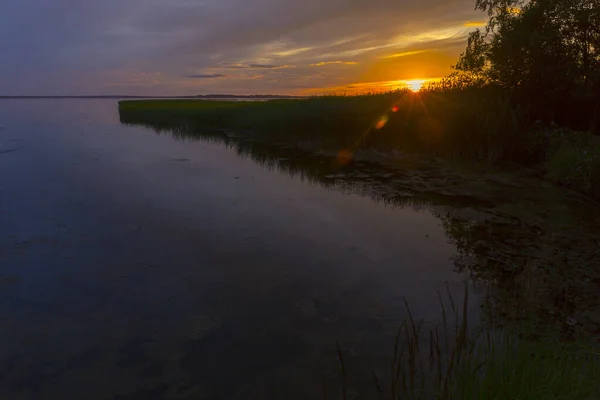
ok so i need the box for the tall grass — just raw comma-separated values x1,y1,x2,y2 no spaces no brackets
333,284,599,400
119,93,403,147
118,88,525,164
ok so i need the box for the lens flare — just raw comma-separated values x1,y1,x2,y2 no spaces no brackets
375,116,389,130
392,106,399,112
336,149,353,166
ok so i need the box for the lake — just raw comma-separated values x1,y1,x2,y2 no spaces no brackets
0,100,598,399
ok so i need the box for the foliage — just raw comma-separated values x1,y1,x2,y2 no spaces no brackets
441,0,600,197
546,128,600,198
336,287,600,400
457,0,600,132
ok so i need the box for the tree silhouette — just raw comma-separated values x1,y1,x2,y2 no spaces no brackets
457,0,600,132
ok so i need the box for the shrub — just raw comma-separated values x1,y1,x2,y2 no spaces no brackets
546,129,600,198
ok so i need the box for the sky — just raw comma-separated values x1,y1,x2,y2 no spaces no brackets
0,0,485,96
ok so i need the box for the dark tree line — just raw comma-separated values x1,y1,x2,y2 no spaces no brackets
455,0,600,133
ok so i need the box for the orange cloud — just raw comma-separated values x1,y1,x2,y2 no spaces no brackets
272,47,314,57
310,61,359,67
463,21,486,27
382,50,428,59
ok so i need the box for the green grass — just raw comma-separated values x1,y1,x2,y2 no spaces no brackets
119,88,523,163
335,285,599,400
120,94,404,148
453,338,599,400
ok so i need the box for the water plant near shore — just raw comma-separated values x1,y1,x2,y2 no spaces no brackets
331,285,599,400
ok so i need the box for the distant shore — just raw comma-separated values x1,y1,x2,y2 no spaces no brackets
0,94,304,100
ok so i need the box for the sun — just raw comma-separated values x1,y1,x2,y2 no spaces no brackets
404,79,426,92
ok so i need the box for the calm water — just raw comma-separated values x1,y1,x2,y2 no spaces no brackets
0,100,473,399
0,100,596,399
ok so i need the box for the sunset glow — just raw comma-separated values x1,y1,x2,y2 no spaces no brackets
298,77,440,96
0,0,485,96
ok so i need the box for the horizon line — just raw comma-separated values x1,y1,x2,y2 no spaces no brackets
0,94,305,99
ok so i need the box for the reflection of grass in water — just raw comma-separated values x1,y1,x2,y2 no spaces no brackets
118,89,523,163
332,285,599,400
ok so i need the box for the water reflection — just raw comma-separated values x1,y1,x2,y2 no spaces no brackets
0,99,596,399
0,100,468,400
121,110,600,340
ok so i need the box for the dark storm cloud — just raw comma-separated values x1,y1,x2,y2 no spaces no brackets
0,0,484,95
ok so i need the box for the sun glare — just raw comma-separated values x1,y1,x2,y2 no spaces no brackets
405,79,426,92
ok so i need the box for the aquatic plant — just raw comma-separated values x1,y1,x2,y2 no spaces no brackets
332,285,599,400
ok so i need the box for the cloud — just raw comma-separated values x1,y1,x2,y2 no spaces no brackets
463,21,486,27
185,74,225,79
310,61,359,67
219,63,293,69
0,0,483,95
271,47,315,57
249,64,293,69
382,50,428,59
